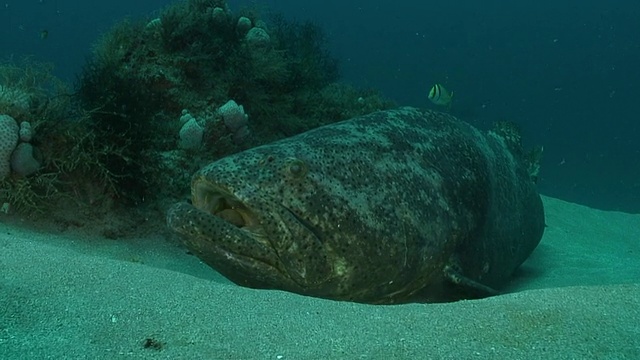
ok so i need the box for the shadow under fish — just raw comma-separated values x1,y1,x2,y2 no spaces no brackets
167,107,545,304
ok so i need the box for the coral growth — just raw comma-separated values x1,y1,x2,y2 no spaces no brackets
0,0,395,230
0,85,31,116
0,58,122,216
72,0,393,204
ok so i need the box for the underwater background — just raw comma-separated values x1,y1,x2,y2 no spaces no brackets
1,2,639,358
1,0,638,213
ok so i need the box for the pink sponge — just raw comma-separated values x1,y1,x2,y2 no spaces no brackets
0,114,19,179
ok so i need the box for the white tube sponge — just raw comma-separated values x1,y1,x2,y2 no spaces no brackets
178,117,204,150
19,121,33,142
236,17,252,35
0,114,19,179
246,27,271,49
10,143,40,177
218,100,248,132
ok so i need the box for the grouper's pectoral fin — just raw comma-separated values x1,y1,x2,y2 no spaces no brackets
443,264,499,299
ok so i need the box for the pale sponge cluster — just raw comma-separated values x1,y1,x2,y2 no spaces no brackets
176,100,250,150
178,111,204,150
218,100,249,144
236,15,271,50
0,114,39,179
0,114,19,179
11,143,39,176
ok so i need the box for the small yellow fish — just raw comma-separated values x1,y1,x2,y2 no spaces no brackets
428,84,453,108
40,30,48,40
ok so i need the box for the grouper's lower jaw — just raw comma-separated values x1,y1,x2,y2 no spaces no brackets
167,201,303,291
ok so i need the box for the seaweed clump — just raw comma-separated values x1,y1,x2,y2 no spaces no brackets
76,0,394,205
0,58,122,219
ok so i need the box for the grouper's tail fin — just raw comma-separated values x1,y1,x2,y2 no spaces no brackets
490,121,543,184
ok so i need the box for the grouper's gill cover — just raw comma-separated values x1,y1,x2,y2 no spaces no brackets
167,107,545,304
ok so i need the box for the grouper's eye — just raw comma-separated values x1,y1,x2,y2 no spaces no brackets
286,158,307,178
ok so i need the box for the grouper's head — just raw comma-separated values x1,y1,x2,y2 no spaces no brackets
167,140,342,297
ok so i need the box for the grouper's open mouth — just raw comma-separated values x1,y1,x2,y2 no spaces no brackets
167,175,331,292
192,179,261,231
165,177,307,290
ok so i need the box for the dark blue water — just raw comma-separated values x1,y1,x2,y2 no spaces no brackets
2,0,638,212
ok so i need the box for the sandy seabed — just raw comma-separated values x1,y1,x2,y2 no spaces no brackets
1,196,639,359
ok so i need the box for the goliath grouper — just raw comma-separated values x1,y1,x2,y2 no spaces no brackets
167,107,544,304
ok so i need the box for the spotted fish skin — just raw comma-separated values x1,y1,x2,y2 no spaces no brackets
167,107,544,304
